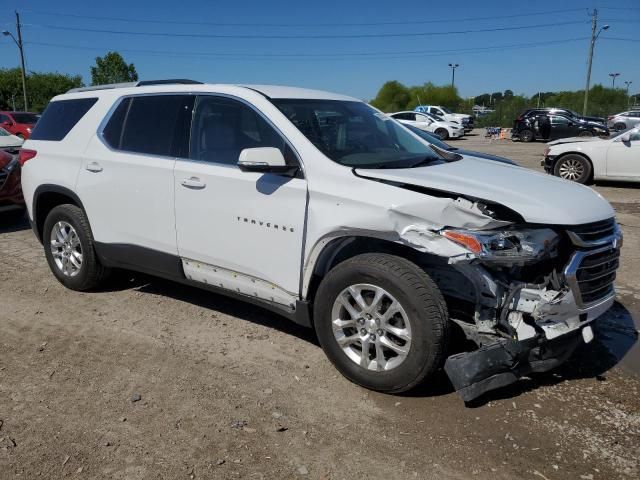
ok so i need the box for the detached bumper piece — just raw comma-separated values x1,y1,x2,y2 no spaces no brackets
444,330,583,402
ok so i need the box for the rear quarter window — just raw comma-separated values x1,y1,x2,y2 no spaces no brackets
30,98,98,141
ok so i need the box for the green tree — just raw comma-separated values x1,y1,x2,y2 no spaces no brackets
370,81,411,112
90,52,138,86
0,67,83,112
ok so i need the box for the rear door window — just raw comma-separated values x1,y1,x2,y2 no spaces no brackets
30,98,98,141
102,95,193,157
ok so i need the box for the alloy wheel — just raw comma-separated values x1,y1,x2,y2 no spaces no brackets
558,158,585,181
50,221,83,277
331,283,412,371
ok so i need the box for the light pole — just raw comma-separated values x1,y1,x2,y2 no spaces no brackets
2,12,28,111
448,63,459,88
624,80,633,107
583,8,609,115
609,73,621,88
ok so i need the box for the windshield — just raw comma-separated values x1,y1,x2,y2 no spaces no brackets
273,99,443,168
11,113,39,124
404,124,453,150
440,107,452,114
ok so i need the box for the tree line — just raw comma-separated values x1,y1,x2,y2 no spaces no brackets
0,52,138,112
370,80,637,127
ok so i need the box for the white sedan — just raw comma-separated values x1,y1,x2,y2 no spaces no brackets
543,127,640,184
0,127,23,152
389,111,464,140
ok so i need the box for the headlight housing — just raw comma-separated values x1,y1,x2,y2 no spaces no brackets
442,228,559,265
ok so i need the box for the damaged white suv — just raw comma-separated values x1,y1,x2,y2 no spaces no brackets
21,81,622,401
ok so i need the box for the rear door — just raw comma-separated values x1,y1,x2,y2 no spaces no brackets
173,95,308,302
76,94,192,259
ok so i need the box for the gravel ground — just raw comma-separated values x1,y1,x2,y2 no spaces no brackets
1,130,638,479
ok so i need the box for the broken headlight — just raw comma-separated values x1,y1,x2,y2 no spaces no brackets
442,228,559,265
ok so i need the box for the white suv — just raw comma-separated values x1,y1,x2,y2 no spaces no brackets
21,80,622,402
388,111,464,140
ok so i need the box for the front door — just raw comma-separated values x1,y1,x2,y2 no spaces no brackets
549,115,571,140
606,130,640,178
174,95,308,302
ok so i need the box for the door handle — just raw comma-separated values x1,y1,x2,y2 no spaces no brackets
180,177,206,189
85,162,103,173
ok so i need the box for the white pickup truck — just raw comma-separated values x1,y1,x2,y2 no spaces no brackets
415,105,474,132
21,81,621,402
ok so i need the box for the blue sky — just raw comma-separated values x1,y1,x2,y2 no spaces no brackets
1,0,638,100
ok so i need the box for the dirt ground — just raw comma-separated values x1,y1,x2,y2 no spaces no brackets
1,131,639,479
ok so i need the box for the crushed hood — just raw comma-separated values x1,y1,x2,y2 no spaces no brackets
356,157,614,226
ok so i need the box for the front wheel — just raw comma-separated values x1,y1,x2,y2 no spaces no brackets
554,154,592,184
43,204,109,291
313,253,449,393
578,130,593,138
434,128,449,140
613,122,626,131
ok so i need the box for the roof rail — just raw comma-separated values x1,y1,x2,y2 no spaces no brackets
67,79,203,93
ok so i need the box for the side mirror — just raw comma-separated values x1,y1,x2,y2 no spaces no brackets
620,133,631,143
238,147,298,176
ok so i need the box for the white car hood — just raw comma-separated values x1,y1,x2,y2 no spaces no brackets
356,157,614,226
0,135,23,148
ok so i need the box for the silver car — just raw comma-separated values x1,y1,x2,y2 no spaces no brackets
608,110,640,131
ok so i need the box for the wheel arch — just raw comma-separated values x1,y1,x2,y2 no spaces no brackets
302,233,446,303
32,185,86,243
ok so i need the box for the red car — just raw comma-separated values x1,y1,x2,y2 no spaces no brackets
0,111,40,139
0,149,24,218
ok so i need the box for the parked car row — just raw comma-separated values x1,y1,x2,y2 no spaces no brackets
389,111,465,140
0,149,24,217
607,110,640,131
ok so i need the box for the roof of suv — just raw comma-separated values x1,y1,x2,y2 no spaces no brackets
62,81,359,102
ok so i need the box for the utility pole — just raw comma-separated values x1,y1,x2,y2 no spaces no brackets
2,12,28,110
448,63,459,88
16,12,27,111
583,9,609,116
609,73,620,88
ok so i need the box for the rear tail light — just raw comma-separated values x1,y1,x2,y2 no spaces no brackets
18,148,37,166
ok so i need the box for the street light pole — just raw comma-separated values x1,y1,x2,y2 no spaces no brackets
448,63,459,88
624,80,633,107
609,73,620,88
2,12,28,111
583,9,609,116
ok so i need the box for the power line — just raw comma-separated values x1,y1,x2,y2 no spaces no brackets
20,8,587,27
25,37,588,60
25,20,589,39
601,36,640,42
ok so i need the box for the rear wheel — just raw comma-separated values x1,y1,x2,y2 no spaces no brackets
43,204,109,291
614,122,626,131
314,253,449,393
434,128,449,140
554,154,592,184
578,130,593,137
519,129,535,142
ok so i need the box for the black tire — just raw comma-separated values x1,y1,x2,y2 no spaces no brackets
43,204,109,291
313,253,449,393
578,130,593,138
554,154,592,184
434,128,449,140
519,129,535,142
613,122,626,131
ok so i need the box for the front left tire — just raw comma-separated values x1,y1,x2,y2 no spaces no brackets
313,253,449,394
43,204,109,291
434,128,449,140
554,154,592,184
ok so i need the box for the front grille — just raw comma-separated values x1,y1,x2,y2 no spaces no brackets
575,247,619,304
567,218,617,246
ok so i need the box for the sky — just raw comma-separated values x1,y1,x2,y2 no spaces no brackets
0,0,639,101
